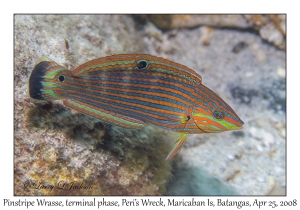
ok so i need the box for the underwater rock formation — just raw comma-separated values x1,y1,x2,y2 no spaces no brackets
15,99,173,195
14,15,173,196
133,14,286,50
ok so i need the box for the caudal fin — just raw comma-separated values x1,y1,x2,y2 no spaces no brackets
29,57,67,100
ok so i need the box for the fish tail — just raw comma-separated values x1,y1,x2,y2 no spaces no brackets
29,57,67,100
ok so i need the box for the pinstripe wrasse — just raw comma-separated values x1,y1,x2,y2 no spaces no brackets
29,54,243,160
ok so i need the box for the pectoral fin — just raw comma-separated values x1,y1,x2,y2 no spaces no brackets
63,99,146,129
166,133,188,160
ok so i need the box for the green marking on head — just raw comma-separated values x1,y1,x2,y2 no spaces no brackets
41,81,62,88
29,57,68,101
192,108,243,132
42,68,67,79
41,89,63,99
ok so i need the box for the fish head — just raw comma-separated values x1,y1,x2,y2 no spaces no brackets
190,84,244,133
29,57,71,101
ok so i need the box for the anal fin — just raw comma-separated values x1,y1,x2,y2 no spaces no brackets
166,133,188,160
63,99,146,129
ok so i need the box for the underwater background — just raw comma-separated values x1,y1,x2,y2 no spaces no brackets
14,14,286,195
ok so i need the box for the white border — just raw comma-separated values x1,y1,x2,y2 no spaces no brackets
2,0,298,209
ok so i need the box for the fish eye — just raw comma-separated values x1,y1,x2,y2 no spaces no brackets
58,75,66,82
213,111,224,120
137,60,148,70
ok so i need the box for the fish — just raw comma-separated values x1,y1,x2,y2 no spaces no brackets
29,54,244,160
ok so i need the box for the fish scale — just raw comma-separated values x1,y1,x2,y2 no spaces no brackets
29,54,243,160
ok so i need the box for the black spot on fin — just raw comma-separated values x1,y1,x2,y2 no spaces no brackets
29,58,52,100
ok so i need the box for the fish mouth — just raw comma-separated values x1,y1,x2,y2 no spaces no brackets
236,119,244,127
229,119,244,131
231,125,243,131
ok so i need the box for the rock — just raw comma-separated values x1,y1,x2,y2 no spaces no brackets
245,14,286,49
245,72,254,78
166,165,238,195
259,23,284,48
280,128,286,138
264,176,275,195
262,131,275,147
147,14,249,30
135,14,286,50
249,127,261,139
277,67,286,78
14,15,173,196
199,26,214,46
255,50,266,62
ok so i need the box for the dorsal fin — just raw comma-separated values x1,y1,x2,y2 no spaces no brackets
72,54,137,76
